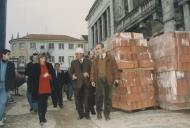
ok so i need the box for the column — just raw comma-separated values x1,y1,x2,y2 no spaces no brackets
161,0,176,32
106,8,111,37
0,0,7,51
128,0,133,12
90,27,94,49
97,19,101,42
101,14,106,41
183,3,190,31
93,25,97,47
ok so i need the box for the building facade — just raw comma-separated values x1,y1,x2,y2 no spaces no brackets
86,0,115,49
9,34,88,70
86,0,190,48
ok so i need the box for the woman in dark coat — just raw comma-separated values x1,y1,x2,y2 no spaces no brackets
31,53,56,124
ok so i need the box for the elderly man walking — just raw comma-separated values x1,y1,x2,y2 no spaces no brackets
69,48,92,120
91,43,119,121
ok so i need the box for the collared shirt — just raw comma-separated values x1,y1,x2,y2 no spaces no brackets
79,58,84,63
99,53,106,59
0,60,7,82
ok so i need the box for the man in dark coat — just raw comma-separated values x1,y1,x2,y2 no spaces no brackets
0,49,15,126
63,70,73,101
25,53,38,112
69,48,91,120
51,63,64,108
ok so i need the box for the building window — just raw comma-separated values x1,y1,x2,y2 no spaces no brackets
68,56,74,64
77,44,84,48
30,43,36,49
59,56,64,62
49,56,55,63
49,43,54,49
59,43,64,49
68,44,74,49
40,45,45,49
19,56,25,67
19,43,25,49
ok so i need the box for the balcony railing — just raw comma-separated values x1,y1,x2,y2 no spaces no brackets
178,0,190,5
115,0,160,32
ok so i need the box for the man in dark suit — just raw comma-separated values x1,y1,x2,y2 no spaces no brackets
51,63,64,108
0,49,15,126
69,48,91,120
25,53,38,112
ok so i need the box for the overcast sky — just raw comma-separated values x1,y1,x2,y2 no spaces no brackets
6,0,95,47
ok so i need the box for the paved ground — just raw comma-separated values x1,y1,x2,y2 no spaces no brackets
3,85,190,128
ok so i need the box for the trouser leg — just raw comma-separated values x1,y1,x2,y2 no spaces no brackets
0,88,8,121
96,79,104,113
51,90,58,107
74,87,84,117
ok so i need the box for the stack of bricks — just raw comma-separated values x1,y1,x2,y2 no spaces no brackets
108,32,156,111
149,32,190,110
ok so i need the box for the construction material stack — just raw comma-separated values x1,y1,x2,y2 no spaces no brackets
108,32,156,111
149,32,190,110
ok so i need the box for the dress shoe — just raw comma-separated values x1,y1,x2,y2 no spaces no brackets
97,112,102,120
91,108,96,115
78,115,84,120
104,113,111,121
85,114,91,120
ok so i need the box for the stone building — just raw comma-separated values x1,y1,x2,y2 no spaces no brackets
86,0,190,49
85,0,115,49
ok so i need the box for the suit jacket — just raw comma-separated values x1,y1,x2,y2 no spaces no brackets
55,70,64,89
25,62,34,92
69,58,91,89
90,53,120,85
31,62,56,101
63,71,72,85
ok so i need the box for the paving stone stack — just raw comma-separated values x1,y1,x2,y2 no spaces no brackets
149,32,190,110
107,32,156,111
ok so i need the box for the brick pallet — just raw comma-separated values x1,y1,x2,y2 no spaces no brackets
107,32,156,111
149,32,190,110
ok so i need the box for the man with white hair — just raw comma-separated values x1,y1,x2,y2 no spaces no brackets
69,47,92,120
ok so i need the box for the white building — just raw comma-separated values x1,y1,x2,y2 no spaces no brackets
9,34,88,70
85,0,114,49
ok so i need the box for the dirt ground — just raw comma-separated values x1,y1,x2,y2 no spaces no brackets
3,85,190,128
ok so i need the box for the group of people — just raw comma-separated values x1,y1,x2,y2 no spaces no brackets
0,42,119,126
70,43,119,121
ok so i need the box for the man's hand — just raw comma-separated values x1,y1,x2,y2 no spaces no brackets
72,74,77,80
43,72,50,78
91,82,96,87
83,72,89,78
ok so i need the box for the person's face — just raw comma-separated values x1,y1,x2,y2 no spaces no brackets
2,52,11,60
75,53,83,60
89,52,94,59
39,57,46,64
32,55,38,63
55,65,60,70
96,44,103,55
